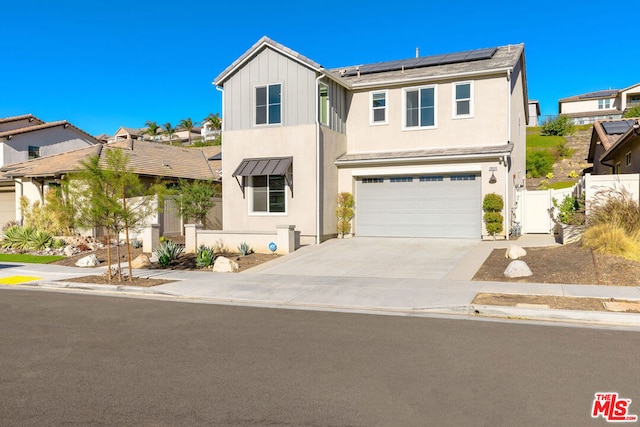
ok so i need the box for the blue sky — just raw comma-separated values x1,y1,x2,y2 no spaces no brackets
2,0,638,136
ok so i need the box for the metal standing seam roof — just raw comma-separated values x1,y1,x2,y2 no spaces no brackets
232,157,293,177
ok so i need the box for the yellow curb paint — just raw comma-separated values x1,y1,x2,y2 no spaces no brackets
0,276,43,285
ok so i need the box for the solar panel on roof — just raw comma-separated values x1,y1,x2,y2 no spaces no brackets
601,120,633,135
342,46,498,77
579,90,618,99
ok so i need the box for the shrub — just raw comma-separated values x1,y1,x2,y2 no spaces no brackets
196,245,215,267
568,170,579,179
541,115,574,136
0,226,54,250
555,142,574,159
131,239,143,249
526,151,555,178
237,242,253,256
553,195,585,225
154,240,184,267
582,224,640,261
545,172,554,180
623,105,640,118
336,192,355,238
483,193,504,237
587,187,640,235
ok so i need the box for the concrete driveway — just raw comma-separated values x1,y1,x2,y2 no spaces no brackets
247,237,479,280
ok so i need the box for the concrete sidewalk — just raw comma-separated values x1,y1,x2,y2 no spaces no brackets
2,235,640,328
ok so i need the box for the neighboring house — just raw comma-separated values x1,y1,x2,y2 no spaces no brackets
202,122,221,142
213,37,528,243
559,83,640,125
528,100,540,127
114,126,202,145
588,118,640,175
0,139,222,233
0,114,99,226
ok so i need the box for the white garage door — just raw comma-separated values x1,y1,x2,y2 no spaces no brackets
356,174,482,238
0,191,16,227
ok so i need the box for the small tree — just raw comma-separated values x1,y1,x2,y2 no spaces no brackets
541,115,574,136
172,179,219,227
623,105,640,118
336,192,354,238
483,193,504,239
162,122,177,145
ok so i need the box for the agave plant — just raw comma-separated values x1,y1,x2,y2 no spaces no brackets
196,245,215,268
237,242,253,256
28,229,54,250
153,240,184,267
1,226,36,250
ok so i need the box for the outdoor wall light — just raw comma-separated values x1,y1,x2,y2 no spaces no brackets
489,166,498,184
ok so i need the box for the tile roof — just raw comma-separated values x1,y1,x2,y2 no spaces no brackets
1,139,220,181
0,120,100,144
588,118,638,162
0,114,44,125
560,90,619,103
331,44,524,88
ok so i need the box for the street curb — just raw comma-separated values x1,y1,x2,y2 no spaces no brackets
471,304,640,326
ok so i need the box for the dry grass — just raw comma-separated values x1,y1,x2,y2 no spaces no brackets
582,224,640,261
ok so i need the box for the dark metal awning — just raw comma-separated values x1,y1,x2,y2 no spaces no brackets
231,156,294,198
232,156,293,177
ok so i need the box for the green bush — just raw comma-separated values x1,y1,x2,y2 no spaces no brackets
623,105,640,118
154,240,184,267
526,150,555,178
196,245,215,267
553,195,585,225
0,226,54,250
541,115,574,136
483,193,504,237
336,192,355,237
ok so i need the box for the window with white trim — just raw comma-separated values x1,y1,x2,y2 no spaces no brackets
250,175,286,213
404,86,436,128
626,152,632,167
598,99,611,110
256,84,281,125
453,82,472,117
370,91,387,124
319,83,329,126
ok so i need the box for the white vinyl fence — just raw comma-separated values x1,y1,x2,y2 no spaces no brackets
522,173,640,235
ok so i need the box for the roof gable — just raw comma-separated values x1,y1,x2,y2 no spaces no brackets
214,36,322,86
0,120,99,144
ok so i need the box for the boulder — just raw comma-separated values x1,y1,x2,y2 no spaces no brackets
505,244,527,260
75,254,100,267
64,245,77,257
212,256,239,273
504,260,533,278
130,254,151,269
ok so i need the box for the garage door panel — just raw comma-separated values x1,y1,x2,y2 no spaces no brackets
0,191,16,227
356,174,481,238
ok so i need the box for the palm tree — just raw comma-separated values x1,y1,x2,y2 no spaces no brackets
162,122,177,145
204,113,222,131
144,120,160,141
178,117,198,145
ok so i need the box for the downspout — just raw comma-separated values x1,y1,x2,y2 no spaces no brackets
315,73,325,245
505,69,512,238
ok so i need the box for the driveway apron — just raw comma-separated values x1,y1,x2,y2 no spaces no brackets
247,237,479,280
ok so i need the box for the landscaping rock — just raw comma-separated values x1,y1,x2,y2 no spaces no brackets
130,254,151,269
505,244,527,260
64,245,78,257
212,256,239,273
75,254,100,267
504,260,533,278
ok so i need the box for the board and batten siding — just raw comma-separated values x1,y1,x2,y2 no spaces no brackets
321,78,347,134
223,48,318,131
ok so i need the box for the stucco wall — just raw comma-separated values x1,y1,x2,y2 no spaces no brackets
222,125,318,244
1,127,94,166
344,75,508,153
319,127,347,240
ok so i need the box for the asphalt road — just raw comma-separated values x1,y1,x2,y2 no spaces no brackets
1,289,639,426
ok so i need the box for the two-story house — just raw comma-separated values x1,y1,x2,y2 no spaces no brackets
0,114,99,226
558,82,640,125
213,37,528,244
588,118,640,175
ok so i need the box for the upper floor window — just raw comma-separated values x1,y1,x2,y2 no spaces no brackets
629,95,640,106
256,84,281,125
454,82,473,118
28,146,40,159
250,175,286,213
598,99,611,110
370,91,387,124
615,162,621,174
319,83,329,126
626,152,632,167
404,86,436,128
